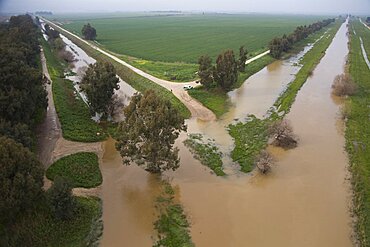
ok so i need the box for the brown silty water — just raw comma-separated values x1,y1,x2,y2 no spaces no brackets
50,20,353,246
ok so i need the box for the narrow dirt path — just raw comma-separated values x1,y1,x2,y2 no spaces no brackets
360,18,370,31
36,47,61,168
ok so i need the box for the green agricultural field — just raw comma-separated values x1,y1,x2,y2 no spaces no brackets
347,19,370,246
57,14,329,63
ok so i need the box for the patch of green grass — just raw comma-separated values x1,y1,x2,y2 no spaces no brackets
0,196,102,247
46,152,102,188
59,14,330,64
229,116,270,173
183,134,225,176
153,181,194,247
346,19,370,246
42,38,108,142
188,87,230,118
47,22,191,119
229,20,343,173
121,55,198,82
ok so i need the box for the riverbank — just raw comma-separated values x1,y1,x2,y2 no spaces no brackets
230,19,343,172
347,19,370,246
188,21,336,118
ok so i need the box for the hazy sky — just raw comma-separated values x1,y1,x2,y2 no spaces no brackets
1,0,369,14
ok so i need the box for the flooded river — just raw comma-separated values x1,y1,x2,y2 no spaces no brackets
42,19,353,246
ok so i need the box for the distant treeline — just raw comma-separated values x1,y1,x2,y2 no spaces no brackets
366,17,370,23
35,11,53,15
0,14,47,149
269,18,336,58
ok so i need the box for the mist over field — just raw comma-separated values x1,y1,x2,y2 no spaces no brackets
0,0,369,14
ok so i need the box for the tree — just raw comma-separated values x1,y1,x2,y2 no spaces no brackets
0,136,44,223
47,176,76,220
197,55,214,89
238,46,248,72
82,23,97,40
268,119,298,149
255,150,273,174
213,50,238,91
116,90,187,173
331,73,357,96
80,61,120,117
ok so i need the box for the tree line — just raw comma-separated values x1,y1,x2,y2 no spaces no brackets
0,14,48,237
0,15,48,149
197,46,248,91
269,18,335,58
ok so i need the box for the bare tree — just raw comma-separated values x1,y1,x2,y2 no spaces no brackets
332,74,357,96
268,119,298,149
255,150,273,174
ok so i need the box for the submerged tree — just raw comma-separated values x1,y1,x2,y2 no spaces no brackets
268,119,298,149
255,150,274,174
213,50,238,91
82,23,97,40
80,61,120,117
116,90,187,173
238,46,248,72
197,55,214,89
0,136,44,223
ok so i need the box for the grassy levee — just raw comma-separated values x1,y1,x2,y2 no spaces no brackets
183,134,225,176
274,20,342,114
46,152,102,188
1,196,102,247
189,22,336,118
229,20,342,173
46,22,191,119
347,20,370,246
41,39,108,142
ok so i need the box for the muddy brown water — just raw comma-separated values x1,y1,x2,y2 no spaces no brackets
99,21,352,246
39,19,353,246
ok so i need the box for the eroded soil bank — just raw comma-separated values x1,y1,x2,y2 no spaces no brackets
97,21,353,246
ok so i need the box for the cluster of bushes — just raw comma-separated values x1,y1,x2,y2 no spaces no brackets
332,73,357,97
197,46,248,91
0,14,48,149
269,18,335,58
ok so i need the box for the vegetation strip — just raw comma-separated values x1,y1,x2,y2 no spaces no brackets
46,152,102,188
41,18,191,119
229,19,343,172
41,38,108,142
153,181,194,247
346,19,370,246
184,134,225,176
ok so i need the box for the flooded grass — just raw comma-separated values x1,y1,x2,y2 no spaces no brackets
230,20,342,173
46,152,102,188
229,116,269,173
183,134,225,176
0,196,102,247
42,39,108,142
347,20,370,246
153,181,194,247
